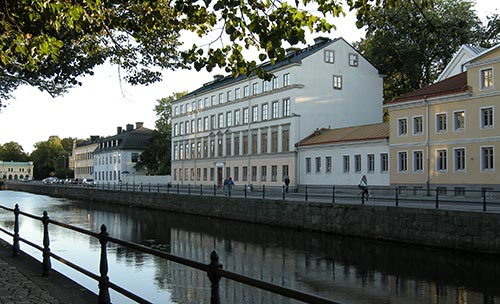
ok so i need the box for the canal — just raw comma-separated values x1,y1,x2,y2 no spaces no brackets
0,190,499,304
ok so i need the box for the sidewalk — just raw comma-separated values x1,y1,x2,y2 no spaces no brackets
0,240,96,304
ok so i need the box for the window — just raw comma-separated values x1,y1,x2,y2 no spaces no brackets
204,97,209,108
210,168,214,181
326,156,332,173
436,149,447,172
413,116,423,135
282,128,290,152
398,118,408,136
283,98,290,117
227,90,233,102
173,123,178,136
203,168,208,181
234,135,240,156
242,133,248,154
191,120,196,133
261,131,267,153
354,155,361,172
210,115,216,130
333,75,342,90
198,99,203,109
234,167,239,181
252,106,259,122
436,113,447,133
192,101,196,111
381,153,389,172
243,85,249,97
211,95,216,106
271,165,277,181
218,113,224,128
398,151,408,172
204,117,209,131
226,111,232,127
234,109,241,125
481,68,493,89
261,166,267,181
252,82,259,95
481,146,494,171
453,110,465,131
251,166,257,181
218,93,224,104
262,103,269,120
235,88,241,99
226,137,231,156
131,153,139,163
349,53,358,67
367,154,375,172
262,80,269,92
454,148,466,171
481,107,494,128
283,73,290,87
271,129,278,153
217,139,223,157
305,157,311,173
243,166,248,181
413,150,423,172
185,121,190,134
315,157,321,173
197,118,202,132
343,155,350,173
272,76,279,89
272,101,279,119
243,108,249,124
282,165,289,181
324,50,334,63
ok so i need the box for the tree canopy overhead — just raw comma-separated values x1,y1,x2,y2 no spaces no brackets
1,0,414,105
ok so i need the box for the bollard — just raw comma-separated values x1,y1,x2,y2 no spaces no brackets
207,251,223,304
98,225,111,304
41,211,51,276
12,204,20,257
332,185,335,203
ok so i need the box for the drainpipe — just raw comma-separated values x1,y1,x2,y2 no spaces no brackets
424,96,430,195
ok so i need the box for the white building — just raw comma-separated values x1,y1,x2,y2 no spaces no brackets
0,161,34,180
171,37,384,187
71,136,99,181
436,45,486,82
93,122,153,184
298,123,390,186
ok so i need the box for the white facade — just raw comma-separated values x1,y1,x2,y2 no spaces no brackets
436,45,486,82
171,37,384,187
72,140,98,181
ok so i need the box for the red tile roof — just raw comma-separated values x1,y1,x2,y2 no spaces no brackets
390,72,468,103
298,122,389,147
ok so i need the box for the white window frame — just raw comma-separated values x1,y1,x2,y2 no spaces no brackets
453,110,466,131
354,154,361,172
413,150,424,173
333,75,342,90
367,154,375,173
324,50,334,63
436,148,448,172
398,151,408,173
453,147,466,172
283,73,290,87
380,153,389,172
436,113,447,133
413,115,423,135
480,67,493,90
343,155,350,173
480,146,495,172
398,117,408,136
315,157,321,173
349,53,358,67
480,106,494,129
326,156,332,173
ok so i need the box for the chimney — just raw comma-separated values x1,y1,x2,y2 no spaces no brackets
314,36,330,45
117,127,122,134
126,124,133,131
213,74,224,81
136,122,144,129
90,135,100,142
286,47,300,56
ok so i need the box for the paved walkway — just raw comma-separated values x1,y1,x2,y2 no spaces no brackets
0,240,96,304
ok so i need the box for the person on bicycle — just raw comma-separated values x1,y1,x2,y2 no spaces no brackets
359,175,368,199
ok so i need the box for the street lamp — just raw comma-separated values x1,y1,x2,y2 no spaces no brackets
291,113,301,187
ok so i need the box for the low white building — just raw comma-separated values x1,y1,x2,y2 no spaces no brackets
298,123,390,186
0,161,34,180
93,122,153,184
171,36,384,187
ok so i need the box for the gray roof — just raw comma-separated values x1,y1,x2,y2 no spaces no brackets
93,127,154,154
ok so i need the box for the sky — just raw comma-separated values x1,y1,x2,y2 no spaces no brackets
0,1,498,154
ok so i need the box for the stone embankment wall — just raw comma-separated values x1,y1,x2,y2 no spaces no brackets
4,182,500,254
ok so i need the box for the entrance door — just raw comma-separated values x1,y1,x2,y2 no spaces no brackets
217,167,223,188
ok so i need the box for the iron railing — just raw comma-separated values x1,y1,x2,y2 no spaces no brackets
0,204,340,304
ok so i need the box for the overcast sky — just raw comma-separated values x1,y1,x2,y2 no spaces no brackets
0,1,498,153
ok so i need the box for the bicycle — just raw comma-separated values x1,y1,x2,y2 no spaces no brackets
357,186,373,201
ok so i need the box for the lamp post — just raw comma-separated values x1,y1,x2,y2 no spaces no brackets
291,113,301,187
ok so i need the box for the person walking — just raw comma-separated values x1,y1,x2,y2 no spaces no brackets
284,176,290,193
359,175,368,199
227,177,235,196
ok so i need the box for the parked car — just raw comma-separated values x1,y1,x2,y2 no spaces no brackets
82,179,96,187
42,177,59,184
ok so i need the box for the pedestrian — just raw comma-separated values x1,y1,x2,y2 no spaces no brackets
284,176,290,193
223,177,229,196
228,177,235,196
358,175,368,198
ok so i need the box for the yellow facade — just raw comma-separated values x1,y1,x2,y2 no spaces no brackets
386,45,500,189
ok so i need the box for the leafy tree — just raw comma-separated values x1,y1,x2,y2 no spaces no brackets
1,0,407,106
0,142,29,161
354,0,485,102
30,136,70,179
135,92,186,175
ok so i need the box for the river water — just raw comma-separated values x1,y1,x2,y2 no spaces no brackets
0,190,498,304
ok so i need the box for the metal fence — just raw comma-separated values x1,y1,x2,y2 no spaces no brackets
0,204,340,304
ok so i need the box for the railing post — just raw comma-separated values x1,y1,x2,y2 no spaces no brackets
262,185,265,200
305,185,308,202
98,225,111,304
207,251,222,304
177,183,180,194
395,187,399,207
200,184,203,196
361,188,365,205
188,184,191,195
12,204,20,257
282,185,285,200
332,185,336,203
244,185,247,198
41,211,52,276
435,189,439,209
157,183,160,193
148,183,151,193
483,189,487,212
213,184,216,197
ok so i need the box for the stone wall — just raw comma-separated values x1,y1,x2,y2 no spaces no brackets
5,182,500,254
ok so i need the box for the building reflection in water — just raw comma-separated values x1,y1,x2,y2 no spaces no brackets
0,192,498,304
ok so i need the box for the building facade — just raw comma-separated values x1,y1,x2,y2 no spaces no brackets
72,136,99,181
171,37,384,187
298,123,390,186
385,44,500,192
93,122,153,184
0,161,34,180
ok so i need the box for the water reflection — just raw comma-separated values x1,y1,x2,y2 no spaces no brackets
0,190,499,304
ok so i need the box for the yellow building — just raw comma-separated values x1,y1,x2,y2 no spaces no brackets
385,44,499,193
0,161,34,180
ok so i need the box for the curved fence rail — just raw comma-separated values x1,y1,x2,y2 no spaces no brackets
0,204,341,304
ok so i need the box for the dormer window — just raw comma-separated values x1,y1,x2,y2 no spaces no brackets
481,68,493,90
